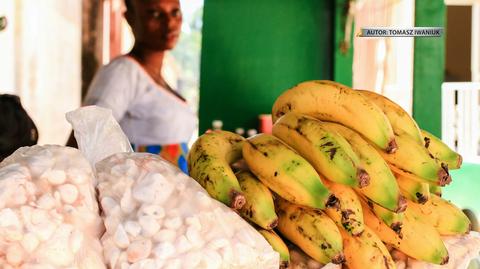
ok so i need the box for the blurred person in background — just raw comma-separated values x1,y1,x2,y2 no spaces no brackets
0,94,38,161
72,0,196,173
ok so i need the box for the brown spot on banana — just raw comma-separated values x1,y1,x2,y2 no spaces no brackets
357,169,370,188
424,137,431,148
441,255,449,265
386,139,398,154
416,193,428,204
320,141,335,147
331,253,346,264
326,194,339,208
279,261,289,269
438,164,451,186
229,190,246,210
395,196,408,213
228,137,244,144
268,218,279,229
326,147,338,160
391,222,403,236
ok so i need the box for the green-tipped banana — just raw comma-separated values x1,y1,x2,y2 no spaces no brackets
340,226,396,269
323,180,364,236
430,184,442,196
422,129,462,170
381,133,452,186
363,196,404,235
236,171,278,229
407,195,471,235
272,80,397,153
323,122,405,212
361,199,449,265
272,113,369,188
276,198,345,265
242,133,335,209
358,90,424,144
396,173,430,204
187,130,246,209
258,229,290,268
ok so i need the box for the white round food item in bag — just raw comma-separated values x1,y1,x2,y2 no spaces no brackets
96,153,279,269
0,145,106,269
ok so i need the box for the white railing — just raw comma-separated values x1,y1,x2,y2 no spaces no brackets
442,82,480,163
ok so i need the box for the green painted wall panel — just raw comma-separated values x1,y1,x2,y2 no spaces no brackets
413,0,445,137
333,0,353,87
199,0,333,133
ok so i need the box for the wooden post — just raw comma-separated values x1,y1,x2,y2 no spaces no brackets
81,0,104,99
109,0,123,60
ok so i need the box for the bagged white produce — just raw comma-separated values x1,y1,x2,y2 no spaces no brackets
0,145,106,268
67,106,280,269
96,153,279,269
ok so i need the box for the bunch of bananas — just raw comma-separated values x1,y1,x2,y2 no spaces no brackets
187,80,471,269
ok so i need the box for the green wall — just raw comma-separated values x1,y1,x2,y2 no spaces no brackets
413,0,446,137
199,0,333,133
333,0,353,87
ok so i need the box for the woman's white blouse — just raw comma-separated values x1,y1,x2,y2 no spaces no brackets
84,56,197,145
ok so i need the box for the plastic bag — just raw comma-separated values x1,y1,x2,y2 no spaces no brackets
67,106,280,269
66,105,133,168
0,145,105,268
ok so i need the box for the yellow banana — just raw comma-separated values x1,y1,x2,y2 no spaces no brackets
242,133,336,209
187,130,245,209
272,80,397,153
358,89,424,144
276,198,345,265
422,129,462,170
363,197,404,234
323,122,405,212
381,133,452,186
340,226,396,269
407,195,471,235
361,199,449,265
236,171,278,229
430,184,442,196
258,229,290,269
323,180,364,236
272,112,369,187
395,173,430,204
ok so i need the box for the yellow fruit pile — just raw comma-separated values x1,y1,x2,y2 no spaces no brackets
187,80,469,269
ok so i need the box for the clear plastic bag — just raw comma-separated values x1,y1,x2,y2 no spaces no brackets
67,106,279,269
0,145,105,268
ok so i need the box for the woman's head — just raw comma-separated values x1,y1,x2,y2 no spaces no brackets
124,0,182,51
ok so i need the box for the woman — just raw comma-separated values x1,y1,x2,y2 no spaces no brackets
83,0,196,173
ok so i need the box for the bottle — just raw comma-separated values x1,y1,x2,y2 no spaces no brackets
235,128,245,137
247,129,258,137
212,120,223,131
258,114,273,134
